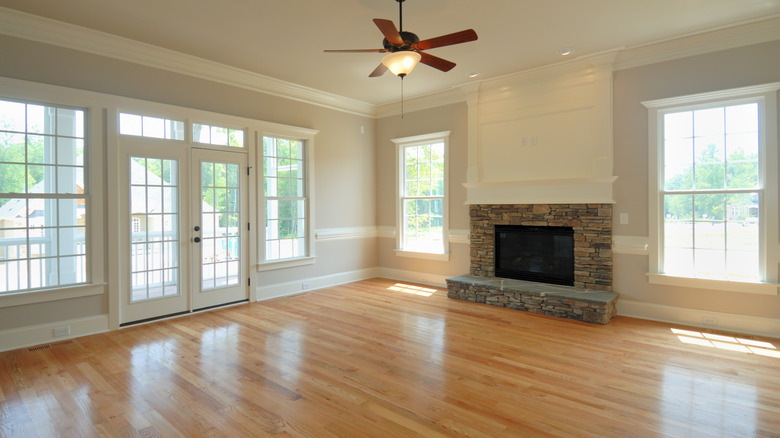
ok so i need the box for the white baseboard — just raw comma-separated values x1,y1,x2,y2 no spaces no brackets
0,314,110,353
617,299,780,338
255,267,380,301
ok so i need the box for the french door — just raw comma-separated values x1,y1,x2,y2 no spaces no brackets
191,149,248,310
119,139,247,324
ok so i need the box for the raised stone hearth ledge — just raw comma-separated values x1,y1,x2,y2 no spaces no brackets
447,275,618,324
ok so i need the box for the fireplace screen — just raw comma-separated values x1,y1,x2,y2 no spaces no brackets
494,225,574,286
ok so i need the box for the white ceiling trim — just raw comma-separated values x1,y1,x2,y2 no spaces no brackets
1,6,779,119
0,6,375,118
614,15,780,70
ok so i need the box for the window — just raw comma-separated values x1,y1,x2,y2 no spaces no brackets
393,131,450,258
644,84,779,294
262,136,307,261
193,123,244,148
119,113,184,140
0,99,88,293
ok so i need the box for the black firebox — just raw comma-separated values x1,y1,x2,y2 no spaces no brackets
494,225,575,286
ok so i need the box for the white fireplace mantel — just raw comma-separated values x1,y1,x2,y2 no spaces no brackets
463,176,617,205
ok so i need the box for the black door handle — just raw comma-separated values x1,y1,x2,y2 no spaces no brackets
194,226,200,231
194,237,201,243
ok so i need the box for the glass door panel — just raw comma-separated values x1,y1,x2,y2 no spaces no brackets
192,149,247,310
200,161,241,290
130,157,180,302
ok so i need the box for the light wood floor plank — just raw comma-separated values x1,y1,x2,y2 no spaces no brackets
1,278,779,437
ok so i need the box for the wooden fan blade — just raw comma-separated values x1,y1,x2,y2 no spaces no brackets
419,52,456,72
373,18,403,45
414,29,478,50
369,63,388,77
324,49,386,53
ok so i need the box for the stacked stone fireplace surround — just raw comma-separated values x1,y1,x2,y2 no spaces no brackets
446,204,618,324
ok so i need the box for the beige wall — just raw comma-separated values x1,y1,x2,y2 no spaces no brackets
375,103,471,278
612,40,780,319
0,35,377,332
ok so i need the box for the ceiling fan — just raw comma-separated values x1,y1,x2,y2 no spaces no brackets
324,0,478,78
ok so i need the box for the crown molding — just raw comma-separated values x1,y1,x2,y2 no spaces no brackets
614,15,780,71
0,7,375,118
374,87,467,119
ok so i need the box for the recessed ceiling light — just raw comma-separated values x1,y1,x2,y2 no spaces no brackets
557,47,575,56
467,72,480,78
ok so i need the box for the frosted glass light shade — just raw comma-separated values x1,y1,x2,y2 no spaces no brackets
381,51,422,77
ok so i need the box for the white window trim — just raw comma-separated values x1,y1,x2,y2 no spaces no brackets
392,131,451,260
256,127,318,271
0,80,107,306
643,83,780,295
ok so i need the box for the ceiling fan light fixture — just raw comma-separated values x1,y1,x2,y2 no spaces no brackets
382,50,421,77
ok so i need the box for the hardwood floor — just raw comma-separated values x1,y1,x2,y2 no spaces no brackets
1,278,779,437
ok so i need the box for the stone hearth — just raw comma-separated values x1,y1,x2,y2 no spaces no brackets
447,275,617,324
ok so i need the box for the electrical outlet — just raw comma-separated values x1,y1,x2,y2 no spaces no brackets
302,282,310,290
54,326,71,337
702,316,718,326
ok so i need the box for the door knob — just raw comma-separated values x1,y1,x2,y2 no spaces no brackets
194,237,201,243
194,226,200,231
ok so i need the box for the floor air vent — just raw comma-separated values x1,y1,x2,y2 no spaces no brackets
27,340,73,352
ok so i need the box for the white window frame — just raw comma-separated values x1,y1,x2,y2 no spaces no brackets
0,79,106,308
643,83,780,295
392,131,450,261
257,127,317,271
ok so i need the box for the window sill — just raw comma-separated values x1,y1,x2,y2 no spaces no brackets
395,250,450,261
0,283,106,308
256,256,316,271
647,273,778,296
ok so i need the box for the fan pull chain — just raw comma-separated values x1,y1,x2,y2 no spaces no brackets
400,76,405,118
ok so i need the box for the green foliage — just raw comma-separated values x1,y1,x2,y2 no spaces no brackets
264,137,305,240
0,130,45,197
201,162,239,229
665,142,758,221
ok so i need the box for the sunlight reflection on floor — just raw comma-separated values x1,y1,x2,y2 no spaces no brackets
671,328,780,358
387,283,438,297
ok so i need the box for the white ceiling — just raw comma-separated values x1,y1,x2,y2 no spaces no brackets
2,0,780,106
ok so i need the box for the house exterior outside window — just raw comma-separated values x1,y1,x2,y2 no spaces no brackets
393,131,450,260
643,84,779,294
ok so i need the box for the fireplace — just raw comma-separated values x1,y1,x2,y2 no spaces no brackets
495,225,574,286
469,204,613,291
447,203,617,324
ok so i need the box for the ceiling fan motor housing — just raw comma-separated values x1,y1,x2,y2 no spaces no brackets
383,31,420,52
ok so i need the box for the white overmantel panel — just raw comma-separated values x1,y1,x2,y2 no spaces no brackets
461,54,618,205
